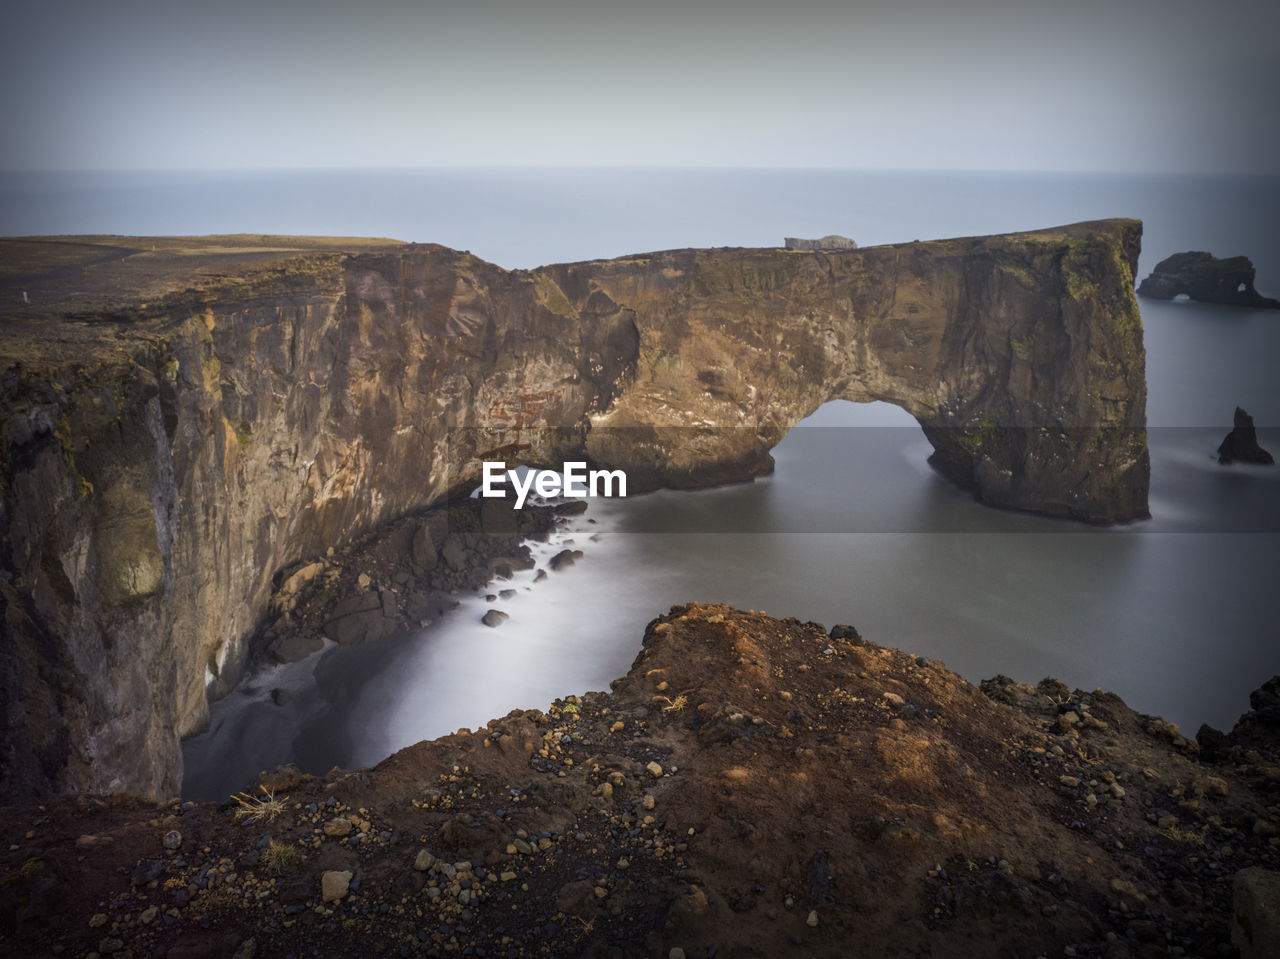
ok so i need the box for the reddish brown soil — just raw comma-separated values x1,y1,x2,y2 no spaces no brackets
3,604,1277,958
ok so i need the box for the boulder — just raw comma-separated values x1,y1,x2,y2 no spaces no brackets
548,548,584,571
1232,867,1280,959
411,522,437,570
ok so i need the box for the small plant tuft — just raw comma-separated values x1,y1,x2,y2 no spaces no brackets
232,785,289,824
262,839,300,873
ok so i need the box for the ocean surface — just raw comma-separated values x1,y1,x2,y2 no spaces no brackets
4,168,1276,799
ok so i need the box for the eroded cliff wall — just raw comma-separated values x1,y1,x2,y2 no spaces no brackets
0,221,1147,801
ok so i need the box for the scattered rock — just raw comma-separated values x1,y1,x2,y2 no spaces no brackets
481,609,509,628
548,548,583,571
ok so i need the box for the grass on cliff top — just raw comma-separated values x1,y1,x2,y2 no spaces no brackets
1,235,411,324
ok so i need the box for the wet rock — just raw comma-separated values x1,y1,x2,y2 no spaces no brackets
1218,407,1274,465
268,633,324,664
549,549,583,571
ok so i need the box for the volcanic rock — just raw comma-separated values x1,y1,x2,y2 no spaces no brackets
1218,406,1274,464
1137,250,1280,308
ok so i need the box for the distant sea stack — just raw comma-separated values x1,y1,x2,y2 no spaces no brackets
1137,251,1280,308
1218,407,1274,465
784,234,858,251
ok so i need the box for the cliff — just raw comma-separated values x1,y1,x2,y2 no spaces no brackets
2,605,1277,957
0,222,1150,801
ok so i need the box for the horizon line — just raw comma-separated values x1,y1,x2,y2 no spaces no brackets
2,164,1278,178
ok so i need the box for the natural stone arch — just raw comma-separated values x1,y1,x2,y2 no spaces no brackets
515,219,1150,523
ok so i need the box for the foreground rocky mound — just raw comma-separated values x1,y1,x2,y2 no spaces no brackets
3,605,1278,958
1137,251,1280,308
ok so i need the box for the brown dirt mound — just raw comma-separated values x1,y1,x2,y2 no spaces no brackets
3,604,1277,957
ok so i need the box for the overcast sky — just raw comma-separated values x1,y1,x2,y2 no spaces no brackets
2,0,1277,174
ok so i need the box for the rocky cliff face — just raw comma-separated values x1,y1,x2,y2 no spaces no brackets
0,221,1149,801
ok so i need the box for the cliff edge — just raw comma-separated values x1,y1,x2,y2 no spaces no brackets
0,223,1150,800
1,606,1275,957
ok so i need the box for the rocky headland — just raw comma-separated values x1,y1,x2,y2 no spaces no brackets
0,223,1150,802
1136,251,1280,309
2,605,1278,958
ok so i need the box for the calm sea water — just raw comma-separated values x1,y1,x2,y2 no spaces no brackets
4,168,1275,798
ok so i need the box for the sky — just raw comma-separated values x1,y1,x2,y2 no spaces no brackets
1,0,1277,174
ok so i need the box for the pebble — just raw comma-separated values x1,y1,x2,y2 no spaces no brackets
163,830,182,850
414,848,435,871
321,870,353,902
323,818,354,837
646,761,664,778
806,910,819,927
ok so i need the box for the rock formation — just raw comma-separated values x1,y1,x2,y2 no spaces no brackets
783,234,858,251
1218,406,1275,465
1137,251,1280,308
3,604,1278,957
0,221,1150,800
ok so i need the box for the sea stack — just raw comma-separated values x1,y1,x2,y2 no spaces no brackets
1137,251,1280,308
1218,407,1274,465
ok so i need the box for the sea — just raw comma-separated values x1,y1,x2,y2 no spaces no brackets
3,167,1276,800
